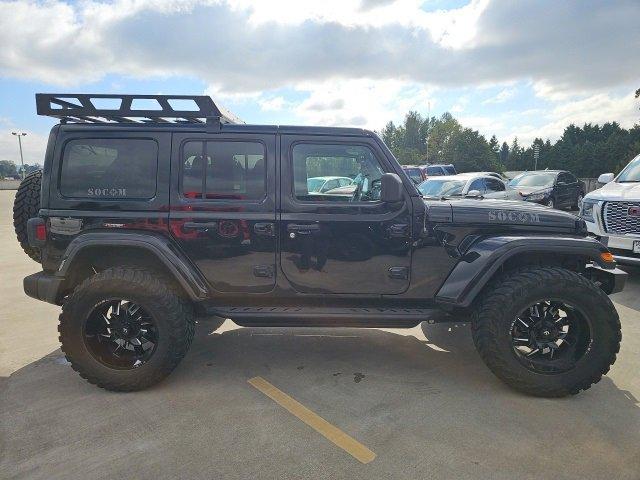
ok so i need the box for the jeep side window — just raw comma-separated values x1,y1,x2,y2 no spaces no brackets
292,143,383,202
181,140,266,200
60,138,158,199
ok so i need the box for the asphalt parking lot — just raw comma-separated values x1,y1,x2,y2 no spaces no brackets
1,189,639,480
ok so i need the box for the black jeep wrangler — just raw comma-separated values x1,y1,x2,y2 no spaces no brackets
15,94,626,396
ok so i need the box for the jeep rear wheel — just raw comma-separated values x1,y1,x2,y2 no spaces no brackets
472,267,620,397
59,267,195,391
13,170,42,262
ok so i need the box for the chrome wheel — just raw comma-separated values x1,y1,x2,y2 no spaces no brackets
83,299,158,370
510,300,592,374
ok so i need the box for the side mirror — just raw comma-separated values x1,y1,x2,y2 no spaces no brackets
381,173,404,202
598,173,614,184
466,189,482,198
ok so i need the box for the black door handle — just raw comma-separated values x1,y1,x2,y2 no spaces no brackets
183,221,218,230
254,222,275,236
388,223,409,237
287,224,320,235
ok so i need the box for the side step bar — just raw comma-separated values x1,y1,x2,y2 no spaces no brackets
207,306,461,328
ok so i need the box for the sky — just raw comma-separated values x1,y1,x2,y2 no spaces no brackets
0,0,638,165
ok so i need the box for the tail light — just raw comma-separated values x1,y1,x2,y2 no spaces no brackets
36,223,46,241
27,218,47,247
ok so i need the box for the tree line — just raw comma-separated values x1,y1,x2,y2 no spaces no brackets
381,111,640,178
0,160,42,179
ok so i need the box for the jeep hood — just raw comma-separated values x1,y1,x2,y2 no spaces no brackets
425,198,583,231
585,181,640,201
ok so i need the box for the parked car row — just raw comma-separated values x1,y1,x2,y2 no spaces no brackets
408,167,584,210
402,155,640,267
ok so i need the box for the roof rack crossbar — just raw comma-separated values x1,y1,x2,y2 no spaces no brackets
35,93,243,125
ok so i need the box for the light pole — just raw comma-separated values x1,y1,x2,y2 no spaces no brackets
425,101,431,164
11,132,27,180
533,144,540,170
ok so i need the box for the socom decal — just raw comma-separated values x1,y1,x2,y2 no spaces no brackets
88,187,127,197
489,210,541,223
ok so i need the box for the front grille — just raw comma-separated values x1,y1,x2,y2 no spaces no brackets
603,201,640,234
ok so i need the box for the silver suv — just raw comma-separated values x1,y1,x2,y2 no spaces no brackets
580,153,640,265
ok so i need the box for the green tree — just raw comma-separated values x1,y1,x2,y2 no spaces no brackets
0,160,17,178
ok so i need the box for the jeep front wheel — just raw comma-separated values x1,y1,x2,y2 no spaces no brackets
59,267,195,391
472,267,621,397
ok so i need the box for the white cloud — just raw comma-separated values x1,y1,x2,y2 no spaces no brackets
482,87,516,104
258,96,288,111
484,91,640,145
293,79,435,128
0,0,637,93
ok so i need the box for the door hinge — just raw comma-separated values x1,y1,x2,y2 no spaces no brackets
253,265,274,278
388,266,409,280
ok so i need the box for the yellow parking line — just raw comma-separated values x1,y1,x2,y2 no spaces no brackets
248,376,376,464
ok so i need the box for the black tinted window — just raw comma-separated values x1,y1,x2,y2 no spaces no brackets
426,166,444,176
60,138,157,199
485,177,505,192
181,141,266,200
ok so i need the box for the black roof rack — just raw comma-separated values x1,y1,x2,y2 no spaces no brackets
35,93,243,125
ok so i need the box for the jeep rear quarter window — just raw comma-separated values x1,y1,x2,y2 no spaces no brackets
181,140,265,200
60,138,158,199
292,143,383,202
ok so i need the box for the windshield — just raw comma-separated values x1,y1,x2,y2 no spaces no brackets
617,155,640,182
509,172,556,188
307,178,325,192
418,179,465,197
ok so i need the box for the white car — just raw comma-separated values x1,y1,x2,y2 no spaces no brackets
581,153,640,266
417,172,521,200
306,176,353,194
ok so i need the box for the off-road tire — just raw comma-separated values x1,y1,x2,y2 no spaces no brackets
13,170,42,262
471,266,620,397
59,267,195,391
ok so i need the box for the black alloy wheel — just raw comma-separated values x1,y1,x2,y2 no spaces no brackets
510,300,591,374
83,299,159,370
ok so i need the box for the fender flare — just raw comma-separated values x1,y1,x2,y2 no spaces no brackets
435,235,614,308
57,232,209,301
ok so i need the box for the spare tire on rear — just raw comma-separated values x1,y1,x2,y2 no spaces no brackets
13,170,42,262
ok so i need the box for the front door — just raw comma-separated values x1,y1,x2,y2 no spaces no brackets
169,133,277,294
279,135,412,295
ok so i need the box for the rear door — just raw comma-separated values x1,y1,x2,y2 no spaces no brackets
279,135,413,295
169,132,277,294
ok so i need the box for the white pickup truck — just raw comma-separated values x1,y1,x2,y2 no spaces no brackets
580,153,640,265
